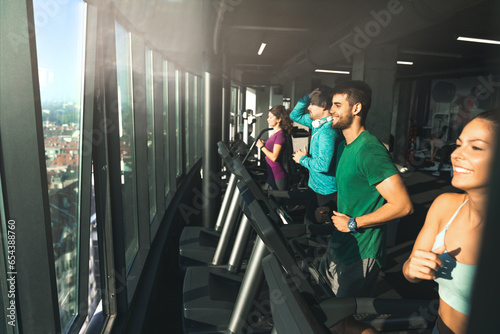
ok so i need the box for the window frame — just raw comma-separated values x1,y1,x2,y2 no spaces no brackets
0,169,17,334
184,72,191,170
162,59,173,208
165,60,179,204
0,2,204,334
144,46,158,226
70,3,97,332
149,48,166,240
0,1,62,332
174,68,185,182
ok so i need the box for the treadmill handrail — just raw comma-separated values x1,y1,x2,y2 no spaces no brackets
242,127,272,163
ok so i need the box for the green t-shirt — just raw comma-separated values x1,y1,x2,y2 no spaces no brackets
330,131,398,267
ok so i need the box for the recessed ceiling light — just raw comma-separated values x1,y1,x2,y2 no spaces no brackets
258,43,266,55
457,36,500,45
315,69,350,74
397,61,413,65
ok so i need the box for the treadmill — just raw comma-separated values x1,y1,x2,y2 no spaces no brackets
182,142,333,333
228,143,436,333
179,130,271,269
182,142,277,333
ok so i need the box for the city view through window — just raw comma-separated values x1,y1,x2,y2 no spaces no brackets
34,0,100,332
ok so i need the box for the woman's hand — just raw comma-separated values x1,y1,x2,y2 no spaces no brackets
404,245,446,282
256,139,264,149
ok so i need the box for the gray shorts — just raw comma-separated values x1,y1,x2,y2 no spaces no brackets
318,246,380,297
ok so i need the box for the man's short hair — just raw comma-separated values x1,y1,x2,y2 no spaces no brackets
332,80,372,120
310,85,333,111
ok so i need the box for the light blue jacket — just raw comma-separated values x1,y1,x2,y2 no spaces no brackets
289,94,343,195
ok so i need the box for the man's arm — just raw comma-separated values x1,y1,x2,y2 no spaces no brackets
289,94,313,128
298,129,336,173
331,173,413,232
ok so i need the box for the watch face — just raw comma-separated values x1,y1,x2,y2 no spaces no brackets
348,218,357,232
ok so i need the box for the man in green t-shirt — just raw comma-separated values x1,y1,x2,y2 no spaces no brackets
319,80,413,333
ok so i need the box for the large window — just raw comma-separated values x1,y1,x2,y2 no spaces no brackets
145,47,157,223
163,60,171,196
33,0,86,331
115,22,139,270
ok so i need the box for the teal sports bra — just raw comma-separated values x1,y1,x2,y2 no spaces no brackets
432,199,477,316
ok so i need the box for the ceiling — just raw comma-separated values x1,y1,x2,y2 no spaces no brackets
217,0,500,85
116,0,500,86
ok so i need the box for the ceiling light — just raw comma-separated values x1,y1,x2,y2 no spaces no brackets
315,69,350,74
233,26,310,32
400,49,462,58
457,36,500,45
397,61,413,65
258,43,266,55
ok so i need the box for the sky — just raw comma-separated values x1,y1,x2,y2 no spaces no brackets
34,0,86,105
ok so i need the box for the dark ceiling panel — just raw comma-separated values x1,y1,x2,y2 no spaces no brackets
114,0,500,84
220,0,500,84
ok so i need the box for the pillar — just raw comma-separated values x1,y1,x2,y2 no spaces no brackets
352,44,398,145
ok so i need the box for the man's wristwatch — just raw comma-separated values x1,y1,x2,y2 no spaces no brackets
347,217,358,233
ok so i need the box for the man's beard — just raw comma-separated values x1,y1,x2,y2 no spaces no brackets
332,113,354,130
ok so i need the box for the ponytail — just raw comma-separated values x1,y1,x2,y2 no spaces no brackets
270,105,293,134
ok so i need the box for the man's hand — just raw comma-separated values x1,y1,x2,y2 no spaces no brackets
331,211,350,232
309,88,321,99
292,146,307,163
315,206,331,223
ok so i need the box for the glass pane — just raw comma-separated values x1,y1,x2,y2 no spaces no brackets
184,73,190,169
145,48,157,223
33,0,86,331
246,88,257,143
231,86,238,141
175,70,182,177
115,22,139,270
163,60,170,195
198,77,201,158
193,75,199,160
80,164,101,333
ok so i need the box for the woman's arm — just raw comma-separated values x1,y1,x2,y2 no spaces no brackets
261,144,282,162
402,193,458,283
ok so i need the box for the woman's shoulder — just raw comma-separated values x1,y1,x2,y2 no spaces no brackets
433,192,466,204
273,129,286,138
420,193,466,235
272,129,287,144
429,192,468,219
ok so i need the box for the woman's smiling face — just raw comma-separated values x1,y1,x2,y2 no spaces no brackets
451,118,496,191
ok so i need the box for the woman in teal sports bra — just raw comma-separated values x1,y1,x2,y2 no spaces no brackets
403,110,498,334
